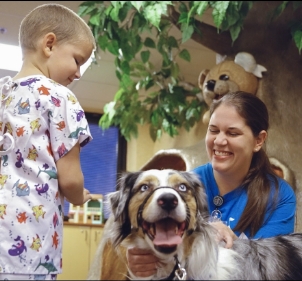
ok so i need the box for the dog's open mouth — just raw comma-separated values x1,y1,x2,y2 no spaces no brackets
142,217,186,252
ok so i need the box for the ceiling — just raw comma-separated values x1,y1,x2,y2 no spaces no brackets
0,1,216,114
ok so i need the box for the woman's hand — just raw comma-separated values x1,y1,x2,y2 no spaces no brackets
127,247,159,277
210,221,238,248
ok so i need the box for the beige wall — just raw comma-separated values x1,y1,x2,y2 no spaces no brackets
126,119,208,172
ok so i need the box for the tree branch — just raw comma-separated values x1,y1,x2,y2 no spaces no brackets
167,5,233,55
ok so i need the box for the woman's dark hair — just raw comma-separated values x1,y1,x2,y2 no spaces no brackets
210,91,279,237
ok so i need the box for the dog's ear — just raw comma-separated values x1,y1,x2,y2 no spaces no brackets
109,171,141,246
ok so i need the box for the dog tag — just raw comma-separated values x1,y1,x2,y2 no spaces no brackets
175,268,187,280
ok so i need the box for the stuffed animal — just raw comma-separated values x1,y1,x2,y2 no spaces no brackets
199,52,267,124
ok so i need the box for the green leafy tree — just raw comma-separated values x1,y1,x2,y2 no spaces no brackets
78,1,302,141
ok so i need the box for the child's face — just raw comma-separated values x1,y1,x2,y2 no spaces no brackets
46,39,94,87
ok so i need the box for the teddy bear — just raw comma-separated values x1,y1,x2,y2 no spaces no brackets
199,52,267,124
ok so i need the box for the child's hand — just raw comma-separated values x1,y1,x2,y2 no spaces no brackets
70,188,92,206
82,188,92,204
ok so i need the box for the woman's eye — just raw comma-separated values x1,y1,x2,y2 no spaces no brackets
75,59,79,65
209,129,218,134
179,184,187,192
229,132,238,136
140,184,149,192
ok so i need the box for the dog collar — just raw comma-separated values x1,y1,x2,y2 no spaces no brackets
160,255,188,280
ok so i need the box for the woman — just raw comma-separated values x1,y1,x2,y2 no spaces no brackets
127,91,296,278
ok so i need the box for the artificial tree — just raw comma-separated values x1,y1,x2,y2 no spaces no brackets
79,1,302,232
78,1,302,141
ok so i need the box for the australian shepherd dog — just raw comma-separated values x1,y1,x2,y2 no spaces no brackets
89,169,302,280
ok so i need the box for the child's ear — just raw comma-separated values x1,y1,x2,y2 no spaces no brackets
42,32,57,57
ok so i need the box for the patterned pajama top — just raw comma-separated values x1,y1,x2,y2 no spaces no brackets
0,75,92,275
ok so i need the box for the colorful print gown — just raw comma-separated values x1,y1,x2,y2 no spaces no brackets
0,75,92,275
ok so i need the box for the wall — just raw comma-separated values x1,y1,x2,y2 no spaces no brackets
126,118,208,171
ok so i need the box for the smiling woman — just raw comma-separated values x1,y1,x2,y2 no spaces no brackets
125,91,296,279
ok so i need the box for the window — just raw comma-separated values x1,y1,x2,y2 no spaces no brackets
63,113,126,220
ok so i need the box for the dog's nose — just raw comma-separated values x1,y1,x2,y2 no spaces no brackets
206,80,215,91
157,193,178,211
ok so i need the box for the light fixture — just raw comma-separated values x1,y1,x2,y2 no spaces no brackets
0,43,94,75
0,43,22,72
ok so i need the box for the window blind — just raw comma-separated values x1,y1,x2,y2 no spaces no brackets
63,113,126,220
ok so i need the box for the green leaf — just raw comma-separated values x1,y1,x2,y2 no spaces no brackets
98,35,108,51
118,2,131,22
110,2,122,22
114,88,124,101
145,79,155,90
141,50,150,63
179,49,191,61
212,1,230,28
142,2,171,29
103,101,116,121
89,13,102,26
130,1,144,11
151,111,159,127
181,23,194,43
121,42,134,61
270,1,289,22
144,37,156,48
229,24,241,42
292,29,302,53
107,40,120,55
105,6,113,16
178,12,188,24
130,61,147,71
149,126,158,142
170,62,180,78
179,2,188,13
186,107,197,119
121,74,134,89
78,5,89,16
99,114,110,129
196,1,209,16
167,36,179,48
221,2,240,28
121,60,130,74
115,70,122,81
78,2,99,16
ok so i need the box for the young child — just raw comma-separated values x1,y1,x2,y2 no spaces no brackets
0,3,96,280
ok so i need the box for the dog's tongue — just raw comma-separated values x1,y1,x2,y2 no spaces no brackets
153,219,182,246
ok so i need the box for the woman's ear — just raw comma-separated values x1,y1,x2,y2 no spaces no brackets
42,32,56,57
254,130,267,152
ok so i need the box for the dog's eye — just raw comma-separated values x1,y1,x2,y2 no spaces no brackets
219,74,229,81
178,183,187,192
140,184,149,192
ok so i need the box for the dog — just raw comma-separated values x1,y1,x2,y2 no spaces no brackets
91,169,302,280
